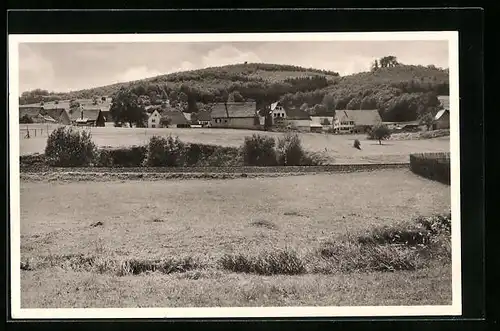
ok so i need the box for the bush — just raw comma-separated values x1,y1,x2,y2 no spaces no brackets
20,114,34,124
242,134,277,166
96,146,147,167
143,135,186,167
410,152,450,185
219,249,306,275
44,126,96,166
276,133,306,166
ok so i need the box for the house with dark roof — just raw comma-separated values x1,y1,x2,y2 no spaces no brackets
43,109,71,125
269,101,287,125
434,95,450,130
161,110,190,128
195,111,212,127
210,102,260,130
284,107,312,130
19,104,70,124
334,109,382,133
69,107,105,127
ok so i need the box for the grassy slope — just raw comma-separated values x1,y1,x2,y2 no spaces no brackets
19,125,450,164
20,170,451,307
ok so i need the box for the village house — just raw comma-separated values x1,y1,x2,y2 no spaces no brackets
310,111,336,131
285,108,312,131
69,107,106,127
433,95,450,130
269,101,287,125
161,110,190,128
196,111,212,127
147,109,161,128
334,109,382,133
211,102,260,130
19,104,71,125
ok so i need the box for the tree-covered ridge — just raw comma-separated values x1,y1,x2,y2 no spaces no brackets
19,60,449,122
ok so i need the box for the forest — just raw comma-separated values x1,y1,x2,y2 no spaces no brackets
19,59,449,122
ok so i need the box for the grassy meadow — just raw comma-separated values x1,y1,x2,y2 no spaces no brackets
20,169,452,308
19,124,450,164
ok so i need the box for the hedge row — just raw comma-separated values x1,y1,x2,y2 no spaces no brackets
409,152,450,185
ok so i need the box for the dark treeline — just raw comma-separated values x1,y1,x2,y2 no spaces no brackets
19,62,449,122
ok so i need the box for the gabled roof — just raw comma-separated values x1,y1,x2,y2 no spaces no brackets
161,110,189,125
196,111,211,122
270,101,283,111
69,108,102,122
44,109,67,121
183,112,192,122
19,107,42,118
437,95,450,110
434,108,449,120
335,109,382,126
285,107,311,120
211,102,257,118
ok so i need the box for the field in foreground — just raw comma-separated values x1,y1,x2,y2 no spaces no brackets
20,169,451,307
19,125,449,164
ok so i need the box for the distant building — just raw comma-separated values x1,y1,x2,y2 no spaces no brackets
148,109,161,128
269,101,287,125
196,111,212,127
334,109,382,133
310,111,336,131
285,107,311,130
19,104,70,125
211,102,260,130
69,107,105,127
161,110,190,128
434,95,450,130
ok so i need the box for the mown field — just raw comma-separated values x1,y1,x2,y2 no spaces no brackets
18,124,450,164
20,169,452,308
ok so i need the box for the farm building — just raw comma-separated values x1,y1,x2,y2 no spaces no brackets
285,108,312,131
311,111,336,131
161,110,190,128
195,111,212,127
434,95,450,130
270,101,287,125
69,108,106,127
211,102,260,130
147,109,162,128
19,105,70,125
334,109,382,133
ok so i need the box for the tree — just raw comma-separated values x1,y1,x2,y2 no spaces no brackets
419,112,435,130
228,90,244,102
371,59,380,72
109,88,148,128
20,114,33,124
322,94,336,112
368,124,391,145
179,92,188,103
160,117,172,128
379,55,400,68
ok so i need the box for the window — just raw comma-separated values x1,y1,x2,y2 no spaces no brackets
151,119,156,123
151,124,156,128
274,113,277,117
224,119,228,123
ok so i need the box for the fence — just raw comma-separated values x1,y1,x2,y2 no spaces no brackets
409,152,450,185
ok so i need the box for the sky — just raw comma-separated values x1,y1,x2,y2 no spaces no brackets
18,40,449,94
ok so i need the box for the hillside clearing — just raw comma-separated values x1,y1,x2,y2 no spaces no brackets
20,170,451,307
19,125,449,164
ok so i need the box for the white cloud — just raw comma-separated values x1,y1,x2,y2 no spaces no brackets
201,45,261,68
115,66,163,83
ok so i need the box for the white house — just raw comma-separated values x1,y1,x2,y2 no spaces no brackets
270,101,287,125
333,109,382,133
148,109,161,128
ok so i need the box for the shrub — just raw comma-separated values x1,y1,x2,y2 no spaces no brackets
276,133,306,166
20,114,34,124
219,249,306,275
96,146,147,167
198,147,242,167
44,126,96,166
367,124,392,144
143,135,186,167
410,152,450,185
20,153,47,167
242,134,277,166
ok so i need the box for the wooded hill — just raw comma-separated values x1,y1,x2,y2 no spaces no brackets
19,62,449,122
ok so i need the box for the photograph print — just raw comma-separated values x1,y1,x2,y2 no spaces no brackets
9,32,460,319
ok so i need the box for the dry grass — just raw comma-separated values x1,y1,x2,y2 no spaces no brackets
19,125,449,164
20,169,451,307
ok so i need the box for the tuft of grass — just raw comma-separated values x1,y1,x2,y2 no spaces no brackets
250,220,278,230
219,249,306,275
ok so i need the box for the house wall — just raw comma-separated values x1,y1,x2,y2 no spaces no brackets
148,111,161,128
271,106,287,125
434,112,450,129
211,117,259,129
286,119,310,128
